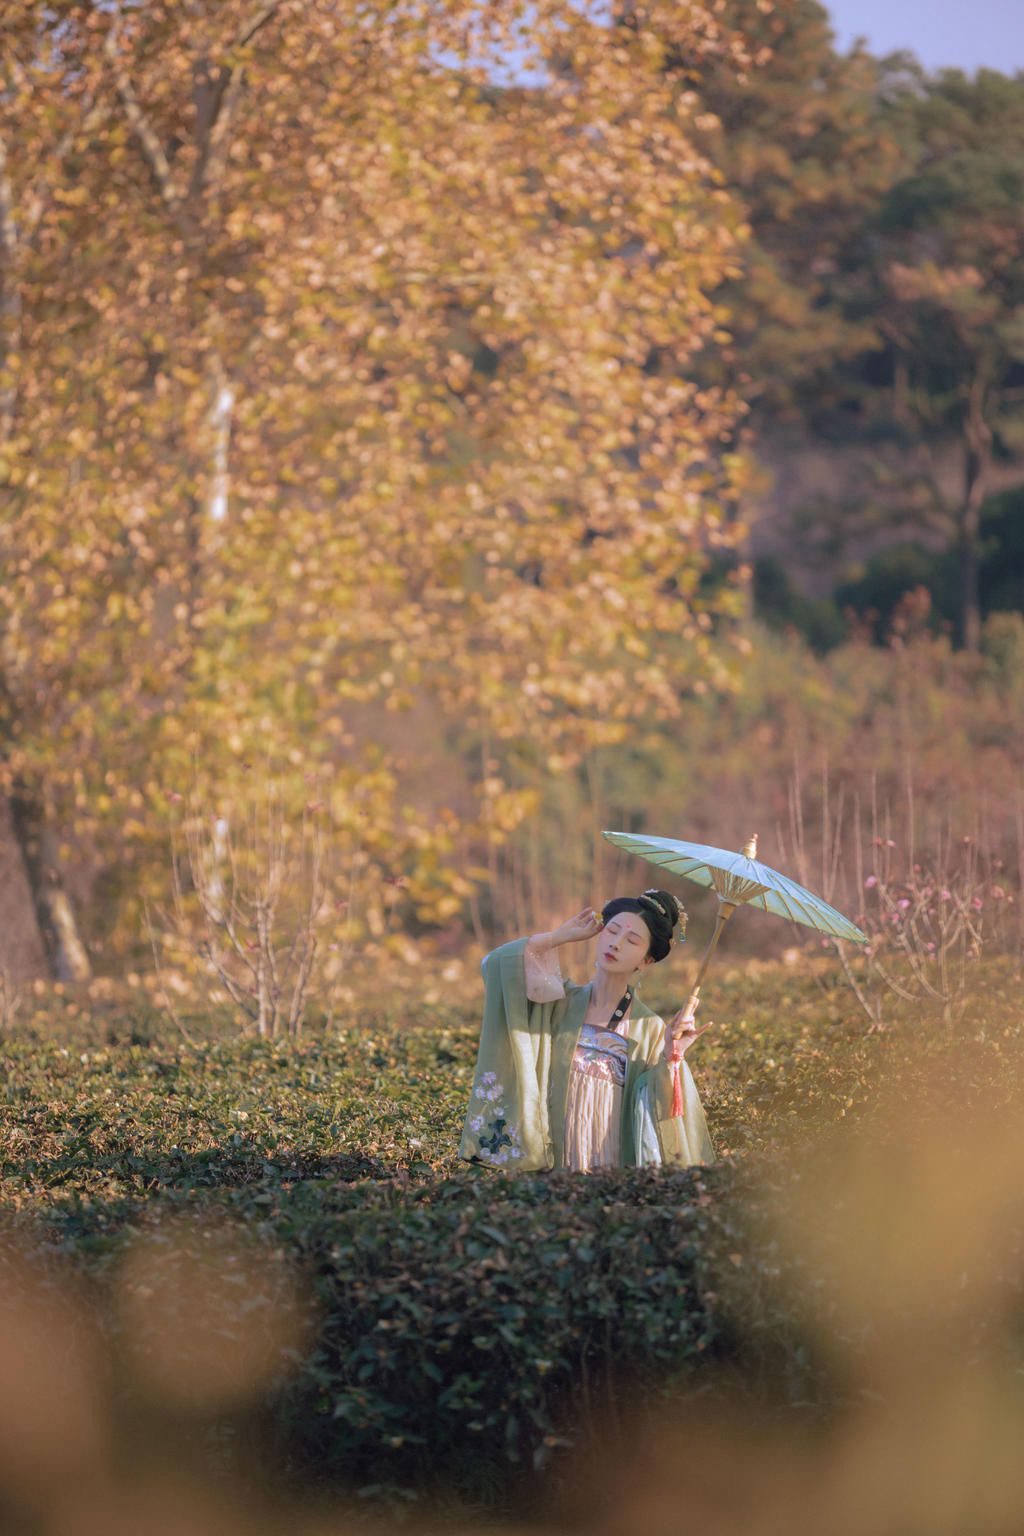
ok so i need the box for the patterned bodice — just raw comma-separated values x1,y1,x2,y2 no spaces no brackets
572,1021,629,1087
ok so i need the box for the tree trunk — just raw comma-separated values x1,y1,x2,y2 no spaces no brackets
892,351,910,426
9,784,92,982
2,130,91,984
0,129,23,446
206,350,234,523
958,467,983,653
957,365,992,654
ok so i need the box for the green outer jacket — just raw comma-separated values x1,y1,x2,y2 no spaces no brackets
458,937,715,1171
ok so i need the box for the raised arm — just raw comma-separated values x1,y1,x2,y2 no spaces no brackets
524,907,604,1001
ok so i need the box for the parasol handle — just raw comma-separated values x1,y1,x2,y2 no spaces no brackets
690,899,737,996
667,903,737,1099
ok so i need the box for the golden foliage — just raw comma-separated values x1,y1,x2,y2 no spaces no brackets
2,1,749,956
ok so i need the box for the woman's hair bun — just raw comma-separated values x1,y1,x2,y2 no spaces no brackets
638,888,681,930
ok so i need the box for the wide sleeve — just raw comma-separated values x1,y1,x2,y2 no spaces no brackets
631,1015,715,1168
523,937,566,1002
458,937,565,1172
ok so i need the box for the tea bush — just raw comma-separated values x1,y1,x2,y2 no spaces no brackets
1,961,1021,1514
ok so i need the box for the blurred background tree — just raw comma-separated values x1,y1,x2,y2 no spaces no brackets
625,0,907,417
698,31,1024,653
861,66,1024,650
1,0,751,977
1,0,1021,983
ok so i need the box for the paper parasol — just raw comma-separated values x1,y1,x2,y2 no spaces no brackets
601,829,868,1115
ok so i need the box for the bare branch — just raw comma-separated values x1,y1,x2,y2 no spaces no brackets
21,93,109,237
287,821,324,1034
207,950,259,1022
105,8,186,224
234,2,284,51
197,64,245,196
189,1,284,199
831,939,885,1028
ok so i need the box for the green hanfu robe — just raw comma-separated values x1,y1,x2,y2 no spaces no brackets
458,937,715,1171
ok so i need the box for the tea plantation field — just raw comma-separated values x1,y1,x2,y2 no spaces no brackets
1,961,1021,1519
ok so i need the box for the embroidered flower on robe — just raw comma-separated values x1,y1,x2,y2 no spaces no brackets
471,1077,523,1164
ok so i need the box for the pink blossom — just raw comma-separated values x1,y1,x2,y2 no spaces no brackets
991,886,1006,900
971,897,983,911
897,898,910,910
940,890,951,901
864,875,878,889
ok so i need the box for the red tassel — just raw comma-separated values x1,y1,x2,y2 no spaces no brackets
670,1061,684,1119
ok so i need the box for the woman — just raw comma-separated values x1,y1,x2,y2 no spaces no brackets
459,889,715,1171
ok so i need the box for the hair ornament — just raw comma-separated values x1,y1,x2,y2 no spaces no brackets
638,888,687,944
638,889,673,923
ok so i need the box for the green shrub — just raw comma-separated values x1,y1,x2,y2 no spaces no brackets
1,965,1021,1514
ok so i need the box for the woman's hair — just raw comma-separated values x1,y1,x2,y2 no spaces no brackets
600,888,686,964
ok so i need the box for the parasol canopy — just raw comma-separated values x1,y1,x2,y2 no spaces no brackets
601,829,867,1120
601,830,868,945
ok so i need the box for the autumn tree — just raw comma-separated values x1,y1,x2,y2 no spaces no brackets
2,0,751,973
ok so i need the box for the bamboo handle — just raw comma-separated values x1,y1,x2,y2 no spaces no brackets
668,900,737,1066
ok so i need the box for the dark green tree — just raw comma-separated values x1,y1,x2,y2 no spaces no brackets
861,67,1024,649
620,0,907,416
623,5,1024,650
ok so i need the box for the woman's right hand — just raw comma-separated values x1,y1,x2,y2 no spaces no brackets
552,907,605,946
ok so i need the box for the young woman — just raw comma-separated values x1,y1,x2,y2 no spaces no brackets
459,890,715,1171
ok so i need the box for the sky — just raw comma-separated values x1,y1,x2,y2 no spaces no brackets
468,0,1024,87
825,0,1024,74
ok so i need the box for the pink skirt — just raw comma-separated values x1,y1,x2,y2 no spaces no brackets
563,1068,622,1171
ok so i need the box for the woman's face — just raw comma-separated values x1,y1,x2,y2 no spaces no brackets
596,910,652,978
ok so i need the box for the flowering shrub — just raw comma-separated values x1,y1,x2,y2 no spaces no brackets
833,835,1017,1030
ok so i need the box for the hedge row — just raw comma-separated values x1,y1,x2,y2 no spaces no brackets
1,963,1021,1515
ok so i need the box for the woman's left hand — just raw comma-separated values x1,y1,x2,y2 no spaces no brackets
664,1003,713,1063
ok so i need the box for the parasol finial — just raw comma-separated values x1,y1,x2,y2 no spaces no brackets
741,833,758,860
